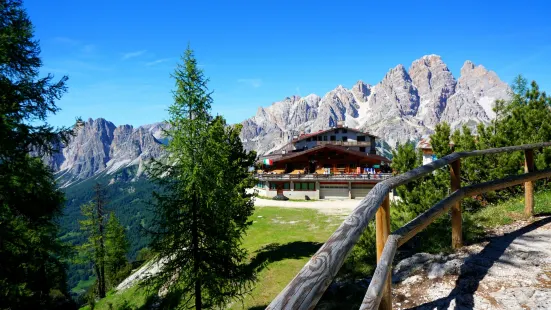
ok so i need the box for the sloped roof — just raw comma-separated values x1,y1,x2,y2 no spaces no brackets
273,144,391,163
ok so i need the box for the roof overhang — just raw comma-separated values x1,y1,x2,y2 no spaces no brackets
272,144,390,164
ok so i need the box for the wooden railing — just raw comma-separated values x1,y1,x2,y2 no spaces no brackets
255,173,393,181
316,141,371,147
267,142,551,310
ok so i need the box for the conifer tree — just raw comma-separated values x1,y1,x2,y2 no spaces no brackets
105,212,130,289
78,183,108,298
0,0,75,308
147,47,257,309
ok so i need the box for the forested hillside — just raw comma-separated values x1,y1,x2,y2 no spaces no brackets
59,166,158,294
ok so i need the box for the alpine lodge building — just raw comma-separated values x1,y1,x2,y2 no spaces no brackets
254,123,392,200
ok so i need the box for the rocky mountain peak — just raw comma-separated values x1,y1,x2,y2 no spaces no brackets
47,119,165,187
460,60,476,75
455,60,509,118
351,80,371,102
383,64,409,81
239,56,511,156
409,55,456,127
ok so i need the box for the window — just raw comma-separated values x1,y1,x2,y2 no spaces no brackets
317,136,322,141
323,136,328,141
335,129,340,133
343,128,348,133
337,164,346,169
349,163,357,169
283,182,290,190
294,182,315,190
269,183,278,190
256,181,264,188
357,136,366,142
330,136,336,141
360,147,366,152
342,136,348,142
306,138,311,142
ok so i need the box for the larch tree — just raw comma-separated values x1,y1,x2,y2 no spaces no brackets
146,46,257,309
105,211,130,289
0,0,76,308
77,183,108,298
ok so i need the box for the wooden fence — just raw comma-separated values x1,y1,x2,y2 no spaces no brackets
267,142,551,310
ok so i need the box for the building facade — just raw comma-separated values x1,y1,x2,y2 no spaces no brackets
255,125,391,200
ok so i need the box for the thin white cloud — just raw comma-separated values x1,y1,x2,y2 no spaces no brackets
145,58,171,66
238,78,262,88
122,50,147,60
53,37,79,45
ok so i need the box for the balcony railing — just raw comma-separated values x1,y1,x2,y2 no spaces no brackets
255,173,392,181
315,141,371,147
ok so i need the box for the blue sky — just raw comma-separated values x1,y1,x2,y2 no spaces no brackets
26,0,551,127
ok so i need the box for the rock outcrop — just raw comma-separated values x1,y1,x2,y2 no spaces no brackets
239,55,511,155
390,218,551,309
47,118,166,186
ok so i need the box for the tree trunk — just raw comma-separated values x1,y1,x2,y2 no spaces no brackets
192,192,201,309
95,183,107,298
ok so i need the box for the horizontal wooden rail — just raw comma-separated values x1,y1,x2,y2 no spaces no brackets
360,168,551,310
267,142,551,310
255,173,393,181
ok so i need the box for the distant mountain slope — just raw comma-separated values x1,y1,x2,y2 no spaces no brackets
239,55,510,155
44,118,167,187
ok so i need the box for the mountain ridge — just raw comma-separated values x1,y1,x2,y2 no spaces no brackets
46,55,510,185
239,55,510,155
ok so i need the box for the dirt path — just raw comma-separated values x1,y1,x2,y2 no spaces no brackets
391,216,551,310
253,197,360,215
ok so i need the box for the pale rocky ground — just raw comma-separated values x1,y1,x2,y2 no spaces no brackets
391,217,551,310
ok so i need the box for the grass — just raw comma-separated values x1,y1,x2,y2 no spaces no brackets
79,207,343,310
71,276,96,295
470,190,551,228
80,191,551,309
80,286,151,310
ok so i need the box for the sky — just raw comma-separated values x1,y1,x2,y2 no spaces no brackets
25,0,551,128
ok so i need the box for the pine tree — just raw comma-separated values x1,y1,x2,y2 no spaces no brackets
78,183,108,298
0,0,75,308
105,212,130,289
146,46,257,309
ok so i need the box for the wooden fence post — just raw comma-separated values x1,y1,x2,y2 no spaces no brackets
450,159,462,249
375,194,391,310
525,149,535,216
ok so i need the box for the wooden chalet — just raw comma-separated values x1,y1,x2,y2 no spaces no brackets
255,124,392,199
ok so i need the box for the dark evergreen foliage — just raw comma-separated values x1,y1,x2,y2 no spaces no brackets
0,0,75,308
145,47,257,309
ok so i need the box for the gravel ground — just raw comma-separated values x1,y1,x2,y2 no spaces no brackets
253,197,361,215
391,216,551,310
